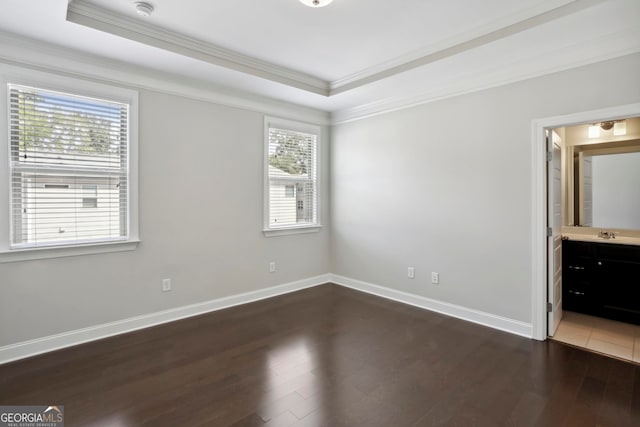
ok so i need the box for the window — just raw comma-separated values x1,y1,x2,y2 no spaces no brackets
285,185,295,198
82,184,98,208
264,117,320,236
9,84,128,247
0,69,138,261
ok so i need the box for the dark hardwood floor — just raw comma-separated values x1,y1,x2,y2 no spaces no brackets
1,284,639,426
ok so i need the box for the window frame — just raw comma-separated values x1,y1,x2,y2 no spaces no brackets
263,116,321,237
0,65,139,262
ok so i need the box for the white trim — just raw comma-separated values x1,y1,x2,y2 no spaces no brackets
0,272,541,364
530,103,640,341
0,274,331,365
0,65,140,261
263,225,322,237
0,25,636,129
0,240,139,263
66,2,329,96
330,274,533,339
331,32,640,125
329,0,601,94
263,116,321,235
264,117,321,136
0,32,330,126
66,0,604,98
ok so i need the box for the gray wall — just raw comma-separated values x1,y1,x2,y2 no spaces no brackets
330,53,640,324
0,89,330,346
2,52,639,349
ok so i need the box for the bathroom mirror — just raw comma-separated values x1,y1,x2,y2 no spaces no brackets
574,141,640,230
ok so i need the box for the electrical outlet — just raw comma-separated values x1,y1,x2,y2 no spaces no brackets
407,267,415,279
162,278,172,292
431,272,439,284
269,262,276,273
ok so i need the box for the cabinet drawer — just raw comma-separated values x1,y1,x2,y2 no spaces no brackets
565,261,589,272
565,288,588,298
565,279,589,293
563,241,593,258
563,288,592,313
563,256,592,282
596,243,640,262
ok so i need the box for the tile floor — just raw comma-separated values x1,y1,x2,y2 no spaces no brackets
552,310,640,363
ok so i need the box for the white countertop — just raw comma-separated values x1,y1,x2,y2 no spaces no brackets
561,233,640,246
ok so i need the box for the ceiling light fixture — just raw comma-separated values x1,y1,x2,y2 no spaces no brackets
134,2,154,17
299,0,334,7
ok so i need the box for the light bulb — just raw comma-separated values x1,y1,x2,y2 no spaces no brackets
299,0,334,7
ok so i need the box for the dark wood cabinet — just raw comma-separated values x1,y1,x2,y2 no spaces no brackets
563,240,640,325
562,241,595,313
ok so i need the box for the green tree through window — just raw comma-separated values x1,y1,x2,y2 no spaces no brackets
268,129,313,175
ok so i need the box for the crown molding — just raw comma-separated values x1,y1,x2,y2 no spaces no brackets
330,31,640,125
2,4,638,129
67,0,607,99
329,0,606,95
67,0,606,97
0,31,330,126
67,1,330,96
2,27,636,129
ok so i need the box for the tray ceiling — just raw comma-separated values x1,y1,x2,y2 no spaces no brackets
0,0,639,121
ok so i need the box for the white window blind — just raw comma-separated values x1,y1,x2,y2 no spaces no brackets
267,125,317,229
8,84,129,249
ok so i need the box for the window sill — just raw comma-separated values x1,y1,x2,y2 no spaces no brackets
0,240,140,263
263,225,322,237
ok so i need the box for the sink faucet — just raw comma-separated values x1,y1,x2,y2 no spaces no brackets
598,230,616,239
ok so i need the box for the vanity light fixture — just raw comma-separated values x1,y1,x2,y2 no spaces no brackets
588,120,627,138
599,121,615,131
613,120,627,136
299,0,334,7
134,2,154,17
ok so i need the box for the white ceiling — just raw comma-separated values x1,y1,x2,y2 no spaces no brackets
71,0,575,82
0,0,639,122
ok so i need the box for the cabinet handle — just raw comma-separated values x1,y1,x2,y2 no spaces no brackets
569,290,585,296
568,265,585,270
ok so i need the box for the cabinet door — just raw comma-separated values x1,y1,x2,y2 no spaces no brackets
595,258,640,324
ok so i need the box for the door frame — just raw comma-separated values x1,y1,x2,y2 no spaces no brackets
530,102,640,341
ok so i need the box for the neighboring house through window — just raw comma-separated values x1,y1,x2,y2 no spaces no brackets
0,67,139,261
82,184,98,208
264,117,320,236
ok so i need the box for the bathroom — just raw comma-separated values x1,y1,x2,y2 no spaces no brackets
550,116,640,363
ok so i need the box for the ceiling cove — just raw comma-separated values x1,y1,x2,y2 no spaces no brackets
66,0,606,98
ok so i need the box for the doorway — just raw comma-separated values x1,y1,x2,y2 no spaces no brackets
547,117,640,363
531,102,640,346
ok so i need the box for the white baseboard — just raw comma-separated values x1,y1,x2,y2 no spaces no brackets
0,272,533,364
0,274,331,365
330,274,533,338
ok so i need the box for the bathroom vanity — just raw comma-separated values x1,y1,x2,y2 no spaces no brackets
563,239,640,325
